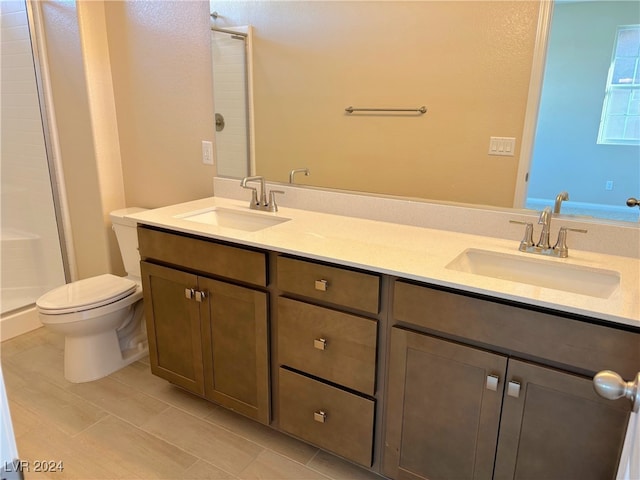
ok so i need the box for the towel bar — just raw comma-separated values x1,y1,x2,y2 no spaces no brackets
344,106,427,114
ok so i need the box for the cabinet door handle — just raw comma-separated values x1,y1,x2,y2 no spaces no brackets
507,380,521,398
314,338,327,350
185,288,195,300
486,374,499,391
314,279,329,292
313,410,327,423
195,290,207,302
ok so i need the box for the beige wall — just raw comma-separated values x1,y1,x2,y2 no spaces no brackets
213,1,540,207
104,0,216,208
41,0,116,279
40,0,215,278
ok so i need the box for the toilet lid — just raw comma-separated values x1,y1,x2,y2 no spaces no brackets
36,274,138,314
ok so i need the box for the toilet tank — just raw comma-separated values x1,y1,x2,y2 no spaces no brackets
110,208,147,279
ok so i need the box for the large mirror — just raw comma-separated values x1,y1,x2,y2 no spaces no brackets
210,1,640,223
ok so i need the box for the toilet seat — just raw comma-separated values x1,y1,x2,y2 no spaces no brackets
36,274,137,315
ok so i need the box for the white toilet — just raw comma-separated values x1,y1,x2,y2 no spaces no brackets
36,208,148,383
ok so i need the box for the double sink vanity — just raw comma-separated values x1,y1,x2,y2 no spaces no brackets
128,189,639,480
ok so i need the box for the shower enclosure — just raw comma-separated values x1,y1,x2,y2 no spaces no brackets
210,25,253,178
1,1,67,339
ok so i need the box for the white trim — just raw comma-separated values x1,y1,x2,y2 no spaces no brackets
513,0,554,209
0,308,43,342
246,26,256,177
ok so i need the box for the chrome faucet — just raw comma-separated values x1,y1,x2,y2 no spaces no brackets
240,176,266,207
240,176,284,212
537,206,552,249
554,191,569,214
509,205,587,258
289,167,310,184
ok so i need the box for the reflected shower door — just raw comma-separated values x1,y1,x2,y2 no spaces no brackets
211,28,251,178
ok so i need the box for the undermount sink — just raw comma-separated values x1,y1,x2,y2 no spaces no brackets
175,207,291,232
446,248,620,299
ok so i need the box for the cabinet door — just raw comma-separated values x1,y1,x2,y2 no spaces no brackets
383,327,507,480
494,359,630,480
200,277,269,424
141,262,204,395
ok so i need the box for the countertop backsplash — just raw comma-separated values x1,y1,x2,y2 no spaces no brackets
213,177,640,259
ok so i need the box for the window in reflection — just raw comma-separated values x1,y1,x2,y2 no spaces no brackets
598,25,640,146
527,1,640,223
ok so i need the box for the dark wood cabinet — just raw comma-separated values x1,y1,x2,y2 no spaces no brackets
137,224,637,479
384,327,506,480
139,227,270,424
200,277,269,423
275,256,381,467
384,280,637,480
494,359,629,480
141,261,205,396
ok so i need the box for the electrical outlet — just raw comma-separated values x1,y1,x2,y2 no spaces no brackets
202,141,214,165
605,180,614,191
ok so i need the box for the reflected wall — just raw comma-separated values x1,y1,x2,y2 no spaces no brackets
212,1,540,207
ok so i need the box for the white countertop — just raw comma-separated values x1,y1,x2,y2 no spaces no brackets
128,197,640,329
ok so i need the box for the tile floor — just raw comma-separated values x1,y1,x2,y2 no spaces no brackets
1,327,382,480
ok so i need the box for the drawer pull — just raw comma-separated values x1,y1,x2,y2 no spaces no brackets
313,410,327,423
314,279,329,292
195,290,207,302
507,380,521,398
486,374,499,391
185,288,195,300
314,338,328,350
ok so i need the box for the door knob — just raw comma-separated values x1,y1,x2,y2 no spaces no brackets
593,370,639,412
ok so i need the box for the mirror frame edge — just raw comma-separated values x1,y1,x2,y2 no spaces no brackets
513,0,554,208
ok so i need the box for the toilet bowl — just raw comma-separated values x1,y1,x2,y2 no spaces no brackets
36,208,148,383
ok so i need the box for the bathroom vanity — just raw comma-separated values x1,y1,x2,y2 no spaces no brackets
130,196,640,480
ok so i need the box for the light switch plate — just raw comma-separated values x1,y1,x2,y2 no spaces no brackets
202,140,214,165
488,137,516,156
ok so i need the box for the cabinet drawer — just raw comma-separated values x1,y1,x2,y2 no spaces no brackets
278,297,377,395
277,256,380,314
394,280,640,378
138,227,266,286
278,368,374,467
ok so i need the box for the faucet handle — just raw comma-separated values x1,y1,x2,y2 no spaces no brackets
240,183,259,206
268,190,285,212
509,220,534,250
553,227,587,258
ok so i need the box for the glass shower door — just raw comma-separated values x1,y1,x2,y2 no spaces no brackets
0,1,66,314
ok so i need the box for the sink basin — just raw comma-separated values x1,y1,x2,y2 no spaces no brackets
175,207,291,232
446,248,620,298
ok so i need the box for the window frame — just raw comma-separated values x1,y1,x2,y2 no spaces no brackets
597,24,640,146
